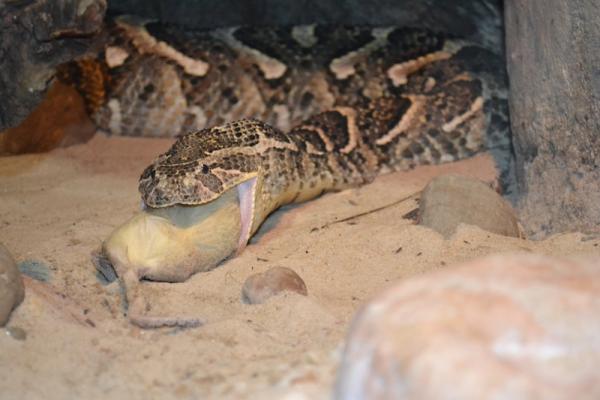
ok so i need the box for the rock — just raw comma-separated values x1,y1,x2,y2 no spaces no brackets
0,244,25,326
18,259,53,282
91,250,118,284
418,174,522,238
242,267,308,304
335,254,600,400
5,326,27,341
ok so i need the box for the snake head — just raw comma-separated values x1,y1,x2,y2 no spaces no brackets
139,119,274,208
139,155,260,209
139,119,293,252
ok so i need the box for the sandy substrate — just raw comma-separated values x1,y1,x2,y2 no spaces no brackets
1,135,599,399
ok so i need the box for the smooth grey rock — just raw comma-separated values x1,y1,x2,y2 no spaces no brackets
5,326,27,341
0,244,25,326
418,174,522,238
18,259,52,282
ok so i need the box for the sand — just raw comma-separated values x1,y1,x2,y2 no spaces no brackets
1,135,599,399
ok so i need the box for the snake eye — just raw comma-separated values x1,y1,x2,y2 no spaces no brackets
201,164,209,174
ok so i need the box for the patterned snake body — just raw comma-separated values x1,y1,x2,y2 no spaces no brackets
67,17,512,327
60,17,509,144
61,16,510,251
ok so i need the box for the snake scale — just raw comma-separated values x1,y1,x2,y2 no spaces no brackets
62,16,510,326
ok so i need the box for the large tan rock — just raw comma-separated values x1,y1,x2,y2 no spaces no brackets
418,174,522,238
0,244,25,326
335,254,600,400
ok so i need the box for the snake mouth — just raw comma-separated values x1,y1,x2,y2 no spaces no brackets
139,162,260,209
141,175,258,254
101,187,243,328
235,176,258,254
103,186,243,283
102,175,260,304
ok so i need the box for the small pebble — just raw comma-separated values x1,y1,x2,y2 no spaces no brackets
242,267,308,304
5,326,27,341
418,174,522,238
0,244,25,326
18,259,52,282
91,250,118,284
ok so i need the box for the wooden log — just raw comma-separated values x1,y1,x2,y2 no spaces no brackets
0,0,106,131
0,80,95,154
505,0,600,237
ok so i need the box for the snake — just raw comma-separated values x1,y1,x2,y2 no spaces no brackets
60,16,511,327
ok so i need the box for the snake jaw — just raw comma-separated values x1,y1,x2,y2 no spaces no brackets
101,189,242,328
235,175,258,255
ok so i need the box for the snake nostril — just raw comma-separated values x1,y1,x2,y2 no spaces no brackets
201,164,209,174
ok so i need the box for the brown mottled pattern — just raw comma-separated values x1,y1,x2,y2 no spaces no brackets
60,19,497,137
59,18,509,231
56,59,108,115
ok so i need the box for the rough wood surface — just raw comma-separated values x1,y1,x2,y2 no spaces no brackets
0,80,95,154
0,0,106,131
505,0,600,237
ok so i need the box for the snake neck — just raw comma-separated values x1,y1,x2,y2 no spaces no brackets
250,100,408,227
253,72,491,230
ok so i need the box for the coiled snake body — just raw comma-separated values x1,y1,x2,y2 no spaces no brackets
64,17,511,327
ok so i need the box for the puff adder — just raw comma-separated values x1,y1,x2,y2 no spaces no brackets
67,17,511,327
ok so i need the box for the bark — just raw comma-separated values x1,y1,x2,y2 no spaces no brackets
0,0,106,131
505,0,600,237
0,80,95,154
